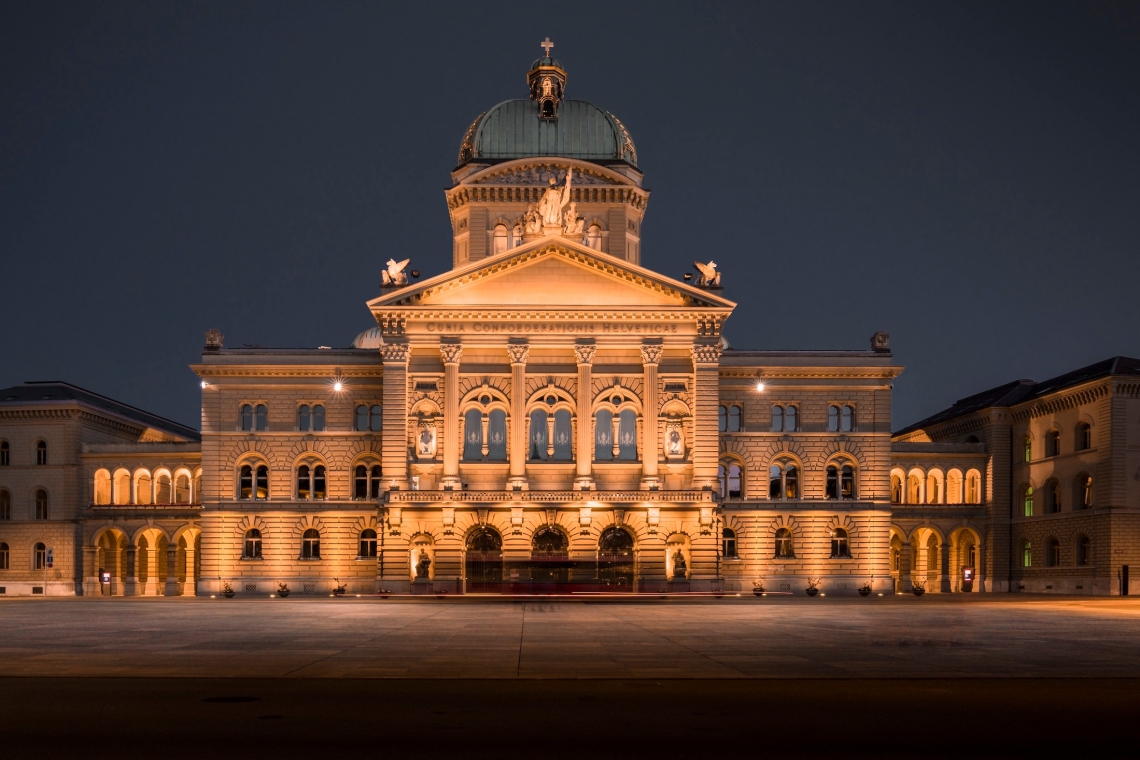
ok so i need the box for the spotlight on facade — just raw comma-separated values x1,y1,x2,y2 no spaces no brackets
333,381,343,392
200,381,208,389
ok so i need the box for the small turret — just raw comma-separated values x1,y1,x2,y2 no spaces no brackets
528,37,566,119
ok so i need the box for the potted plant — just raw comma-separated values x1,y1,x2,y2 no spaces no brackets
277,582,290,598
858,582,872,597
752,579,765,597
806,577,822,597
911,580,926,597
222,581,235,599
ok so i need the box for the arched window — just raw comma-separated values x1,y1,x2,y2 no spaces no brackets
774,528,795,559
1075,422,1091,451
36,440,47,465
1022,485,1034,517
892,547,900,571
296,463,326,500
354,464,383,499
301,529,321,560
586,224,602,250
907,473,922,504
488,409,507,460
728,405,742,432
553,409,573,460
359,529,378,558
1044,480,1061,514
771,405,797,432
243,529,262,559
946,470,963,504
0,440,8,466
890,475,902,504
193,469,202,502
1076,536,1090,566
355,405,368,431
618,410,637,460
34,489,47,520
594,409,614,461
1046,538,1060,567
371,405,382,432
254,404,268,431
1075,474,1093,510
841,405,854,432
174,473,191,504
1022,540,1032,568
826,463,856,500
93,470,111,505
0,542,7,570
529,409,548,460
926,471,942,504
113,470,130,505
33,542,46,569
240,404,253,431
0,489,9,520
1045,429,1060,457
966,471,981,504
768,460,798,500
718,462,742,499
493,223,509,254
155,472,171,504
135,471,152,505
238,464,268,500
828,405,839,432
310,404,324,431
463,409,484,461
830,528,850,558
718,405,727,433
1023,435,1032,463
298,404,311,431
722,527,737,558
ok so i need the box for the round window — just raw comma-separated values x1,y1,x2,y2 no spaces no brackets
480,395,491,405
546,395,557,405
611,395,622,406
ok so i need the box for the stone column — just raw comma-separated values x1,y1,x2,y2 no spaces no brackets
440,342,463,490
640,343,662,489
164,545,180,596
381,342,411,490
108,545,122,596
124,546,138,596
574,342,595,490
690,343,722,485
899,543,913,593
82,545,97,597
975,540,986,593
183,542,197,596
507,343,530,490
145,542,159,595
940,540,952,593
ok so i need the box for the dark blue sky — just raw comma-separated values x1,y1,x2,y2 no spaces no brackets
2,1,1138,430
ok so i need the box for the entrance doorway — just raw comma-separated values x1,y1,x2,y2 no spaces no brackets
465,527,503,593
528,526,570,593
597,527,635,592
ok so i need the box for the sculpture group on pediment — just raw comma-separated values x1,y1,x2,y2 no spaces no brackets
474,165,613,187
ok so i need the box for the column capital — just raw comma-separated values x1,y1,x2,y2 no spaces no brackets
380,342,411,363
440,343,463,364
690,343,722,364
507,343,530,365
574,343,596,365
640,344,663,365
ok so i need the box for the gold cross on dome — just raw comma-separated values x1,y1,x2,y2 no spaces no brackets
540,37,554,57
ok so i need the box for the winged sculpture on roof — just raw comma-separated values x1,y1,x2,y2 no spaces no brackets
382,258,411,287
693,260,721,288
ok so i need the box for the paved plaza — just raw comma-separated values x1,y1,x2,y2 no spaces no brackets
2,595,1139,679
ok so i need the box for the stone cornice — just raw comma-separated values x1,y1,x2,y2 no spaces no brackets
1010,382,1109,422
720,367,902,380
387,489,715,504
192,365,382,378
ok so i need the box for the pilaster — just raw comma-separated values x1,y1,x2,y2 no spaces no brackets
574,342,595,490
640,342,662,489
381,342,411,490
507,342,530,490
441,342,463,490
691,343,722,484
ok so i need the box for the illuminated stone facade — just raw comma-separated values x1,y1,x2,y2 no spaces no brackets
2,46,1136,597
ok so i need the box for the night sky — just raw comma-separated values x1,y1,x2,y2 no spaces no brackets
2,1,1138,430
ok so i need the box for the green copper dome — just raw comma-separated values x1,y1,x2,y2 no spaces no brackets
458,99,638,168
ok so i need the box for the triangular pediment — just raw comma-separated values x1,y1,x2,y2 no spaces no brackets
368,238,735,313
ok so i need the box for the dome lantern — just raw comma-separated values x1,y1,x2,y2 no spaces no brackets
528,37,566,119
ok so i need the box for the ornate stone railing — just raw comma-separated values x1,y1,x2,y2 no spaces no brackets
386,490,715,504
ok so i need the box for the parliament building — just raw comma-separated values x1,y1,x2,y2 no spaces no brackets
2,46,1138,598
